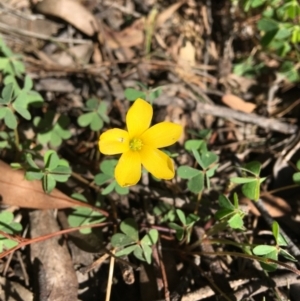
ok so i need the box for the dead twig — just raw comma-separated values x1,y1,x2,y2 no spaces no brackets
234,272,300,300
197,102,298,134
182,273,299,301
0,21,91,44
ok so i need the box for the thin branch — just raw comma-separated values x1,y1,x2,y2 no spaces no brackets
0,21,91,44
197,102,298,134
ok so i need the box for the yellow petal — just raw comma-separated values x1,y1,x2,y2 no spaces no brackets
140,146,174,179
126,98,152,138
99,129,129,155
141,122,182,148
115,150,142,187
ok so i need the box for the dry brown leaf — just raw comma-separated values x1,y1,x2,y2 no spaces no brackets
101,18,145,49
0,160,77,209
92,43,103,63
114,47,136,61
222,94,256,113
50,43,93,66
34,0,99,36
175,67,206,89
178,41,196,67
241,193,291,218
156,0,186,28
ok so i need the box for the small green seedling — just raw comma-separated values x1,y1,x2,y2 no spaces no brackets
94,159,129,195
67,193,106,234
243,0,267,11
292,159,300,184
278,61,300,83
124,84,162,102
153,202,176,223
12,150,71,193
186,129,212,142
0,83,32,129
231,161,266,201
34,111,71,147
252,221,296,271
215,193,246,230
184,139,204,152
0,38,25,79
13,75,43,107
77,98,109,131
0,131,14,149
0,211,22,252
169,209,199,243
178,142,219,194
111,218,158,264
233,56,265,78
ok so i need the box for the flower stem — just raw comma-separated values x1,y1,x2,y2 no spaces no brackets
14,127,20,151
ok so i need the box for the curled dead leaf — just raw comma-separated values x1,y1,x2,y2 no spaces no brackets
33,0,99,36
178,41,196,67
100,18,145,49
50,43,94,66
222,94,256,113
0,160,80,209
156,0,186,28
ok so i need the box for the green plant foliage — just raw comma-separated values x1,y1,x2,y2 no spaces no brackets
124,88,147,101
153,202,176,223
230,161,266,201
292,160,300,184
187,129,212,140
177,166,204,194
78,98,110,131
22,150,72,193
236,0,300,82
34,111,71,147
215,194,246,230
252,0,300,52
14,75,44,107
0,131,14,149
0,46,43,129
279,0,300,20
244,0,267,11
124,85,162,102
252,221,296,271
0,38,25,79
178,142,219,194
0,83,30,129
232,0,300,83
111,218,158,264
94,159,129,195
169,209,199,243
67,193,106,234
233,57,264,78
278,61,300,83
0,211,22,252
184,139,204,151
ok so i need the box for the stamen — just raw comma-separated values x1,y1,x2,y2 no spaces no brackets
129,138,143,151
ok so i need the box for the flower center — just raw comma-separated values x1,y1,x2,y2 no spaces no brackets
129,138,143,151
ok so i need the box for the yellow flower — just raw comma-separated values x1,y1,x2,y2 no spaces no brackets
99,98,183,187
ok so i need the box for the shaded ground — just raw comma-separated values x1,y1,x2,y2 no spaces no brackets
0,0,300,301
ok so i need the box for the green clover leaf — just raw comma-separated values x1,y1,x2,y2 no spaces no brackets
78,98,109,131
